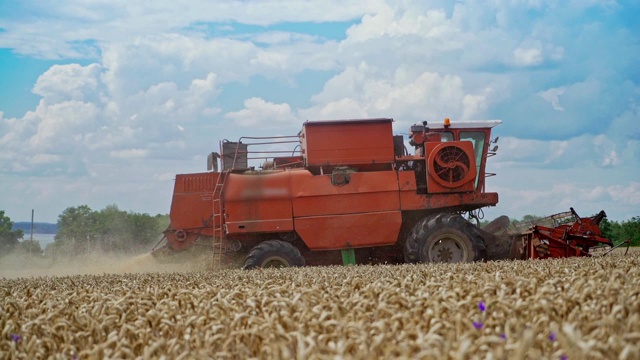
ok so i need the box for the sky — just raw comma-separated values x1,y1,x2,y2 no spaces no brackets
0,0,638,224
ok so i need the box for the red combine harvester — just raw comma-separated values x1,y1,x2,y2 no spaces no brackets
154,118,616,268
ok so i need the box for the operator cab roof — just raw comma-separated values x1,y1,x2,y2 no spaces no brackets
302,118,500,129
426,120,502,129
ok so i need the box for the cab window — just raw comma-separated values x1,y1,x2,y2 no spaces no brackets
441,132,454,142
459,131,486,189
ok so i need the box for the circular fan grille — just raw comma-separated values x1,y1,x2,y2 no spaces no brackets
432,145,471,186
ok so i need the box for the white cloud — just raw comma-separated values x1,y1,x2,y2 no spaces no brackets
224,98,297,127
539,87,566,111
302,64,494,124
28,100,101,152
608,182,640,206
0,0,638,224
29,154,62,165
513,47,543,67
0,1,377,59
109,149,149,159
33,64,103,103
512,40,564,67
493,134,634,171
593,135,621,167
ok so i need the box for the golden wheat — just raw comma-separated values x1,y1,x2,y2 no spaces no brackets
1,253,639,359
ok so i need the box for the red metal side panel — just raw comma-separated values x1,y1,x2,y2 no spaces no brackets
400,190,499,211
290,170,401,249
294,211,402,250
170,172,217,235
398,171,417,191
301,119,394,166
290,170,400,216
223,171,294,234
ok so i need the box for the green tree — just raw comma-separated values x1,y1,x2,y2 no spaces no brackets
55,205,97,255
94,204,130,252
19,239,43,255
0,210,24,254
53,204,169,257
617,217,640,246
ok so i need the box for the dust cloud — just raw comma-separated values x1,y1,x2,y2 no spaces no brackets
0,247,214,279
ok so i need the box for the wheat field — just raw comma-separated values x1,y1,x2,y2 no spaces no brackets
1,252,639,359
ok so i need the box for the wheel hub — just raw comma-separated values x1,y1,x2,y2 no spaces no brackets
436,246,454,262
261,256,289,268
430,237,467,263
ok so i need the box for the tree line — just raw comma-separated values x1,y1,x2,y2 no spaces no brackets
0,206,169,258
1,209,639,260
601,217,640,246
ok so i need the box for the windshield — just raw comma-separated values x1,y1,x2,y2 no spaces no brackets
459,131,486,189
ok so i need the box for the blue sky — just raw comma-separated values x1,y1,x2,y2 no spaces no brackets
0,0,638,224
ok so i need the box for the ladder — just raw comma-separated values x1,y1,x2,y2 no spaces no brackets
211,169,227,268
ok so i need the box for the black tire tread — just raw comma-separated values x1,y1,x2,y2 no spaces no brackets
404,213,486,263
243,240,305,269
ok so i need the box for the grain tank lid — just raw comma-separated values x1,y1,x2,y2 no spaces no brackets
427,119,502,129
303,118,394,127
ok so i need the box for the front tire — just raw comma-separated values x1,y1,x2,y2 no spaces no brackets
404,213,486,264
243,240,305,269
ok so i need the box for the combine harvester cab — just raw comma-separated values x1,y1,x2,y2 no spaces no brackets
157,117,518,268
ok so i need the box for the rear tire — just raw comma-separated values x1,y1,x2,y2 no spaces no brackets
243,240,305,269
404,214,438,263
404,213,486,263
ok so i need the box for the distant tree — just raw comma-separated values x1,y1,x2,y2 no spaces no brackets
19,239,43,255
94,204,130,252
128,212,164,251
594,216,640,246
613,217,640,246
600,217,615,240
53,204,169,257
0,210,24,255
55,205,97,255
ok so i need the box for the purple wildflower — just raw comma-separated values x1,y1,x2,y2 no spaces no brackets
560,355,568,360
500,333,507,340
478,301,486,312
10,333,21,343
473,321,483,330
549,332,557,342
72,354,78,360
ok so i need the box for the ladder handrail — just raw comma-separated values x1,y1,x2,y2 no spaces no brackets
212,140,230,268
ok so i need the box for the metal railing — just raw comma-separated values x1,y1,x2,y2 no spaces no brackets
222,135,302,170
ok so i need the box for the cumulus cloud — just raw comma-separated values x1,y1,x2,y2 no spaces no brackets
301,63,494,125
0,0,376,59
608,182,640,206
33,64,104,103
493,133,634,171
0,0,638,222
0,61,225,182
512,42,564,67
539,87,566,111
109,149,149,159
224,98,297,127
